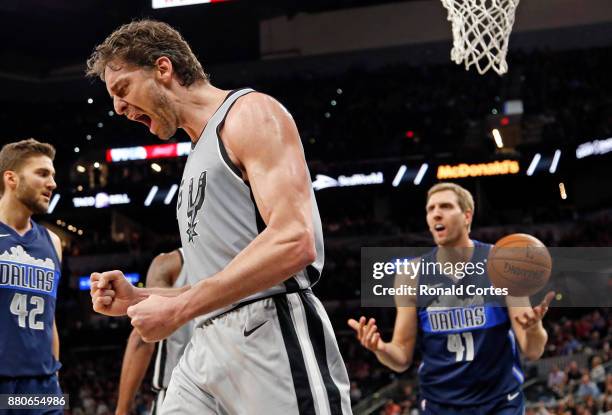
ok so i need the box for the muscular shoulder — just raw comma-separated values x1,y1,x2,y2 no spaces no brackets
220,93,297,164
224,92,290,130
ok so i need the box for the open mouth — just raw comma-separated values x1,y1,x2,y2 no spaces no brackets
135,114,152,128
434,224,446,231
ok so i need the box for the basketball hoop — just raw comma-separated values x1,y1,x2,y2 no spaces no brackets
441,0,520,75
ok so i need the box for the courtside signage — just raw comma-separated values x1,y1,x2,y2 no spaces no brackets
72,193,131,208
152,0,228,9
78,273,140,290
312,172,384,191
437,160,519,179
106,142,191,162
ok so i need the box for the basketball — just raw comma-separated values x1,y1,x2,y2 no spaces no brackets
487,233,552,297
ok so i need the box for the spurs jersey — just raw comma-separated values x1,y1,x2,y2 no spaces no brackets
176,88,325,325
152,249,193,390
0,220,61,377
416,240,524,406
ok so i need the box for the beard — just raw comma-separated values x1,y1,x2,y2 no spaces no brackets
150,87,178,140
15,179,48,215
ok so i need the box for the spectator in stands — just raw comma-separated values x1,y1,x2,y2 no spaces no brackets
576,373,601,398
562,335,583,355
547,365,566,397
590,356,606,390
350,381,362,403
381,399,401,415
566,360,583,386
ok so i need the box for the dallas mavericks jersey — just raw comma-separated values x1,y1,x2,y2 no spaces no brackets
176,88,325,325
0,220,61,377
416,240,523,405
152,250,194,389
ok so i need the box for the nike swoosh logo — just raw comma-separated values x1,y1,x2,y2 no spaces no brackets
0,234,10,237
507,392,520,401
244,321,268,337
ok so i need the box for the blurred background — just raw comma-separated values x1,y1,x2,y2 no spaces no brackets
1,0,611,413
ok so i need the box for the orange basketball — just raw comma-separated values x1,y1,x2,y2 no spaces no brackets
487,233,552,297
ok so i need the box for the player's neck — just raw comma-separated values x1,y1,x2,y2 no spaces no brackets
436,235,474,263
176,82,230,142
439,235,473,249
0,195,33,235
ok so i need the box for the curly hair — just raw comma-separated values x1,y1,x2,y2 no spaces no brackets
86,19,208,87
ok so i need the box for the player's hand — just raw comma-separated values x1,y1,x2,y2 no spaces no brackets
90,270,136,316
348,316,387,353
514,291,555,331
127,295,181,342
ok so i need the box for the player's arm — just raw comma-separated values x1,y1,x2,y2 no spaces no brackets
116,250,182,415
506,292,554,361
48,229,62,361
173,93,317,322
377,305,418,372
348,266,418,373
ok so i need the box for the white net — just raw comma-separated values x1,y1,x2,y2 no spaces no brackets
441,0,520,75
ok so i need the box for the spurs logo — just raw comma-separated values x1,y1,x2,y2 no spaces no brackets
186,171,207,242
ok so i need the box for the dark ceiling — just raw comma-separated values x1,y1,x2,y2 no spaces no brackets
0,0,419,79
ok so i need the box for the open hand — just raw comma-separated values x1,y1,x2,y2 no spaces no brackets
348,316,387,353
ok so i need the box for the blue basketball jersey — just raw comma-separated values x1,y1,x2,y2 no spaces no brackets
416,240,524,406
0,220,61,377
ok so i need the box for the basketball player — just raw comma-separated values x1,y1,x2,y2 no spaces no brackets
116,248,193,415
86,20,351,414
349,182,554,414
0,139,63,414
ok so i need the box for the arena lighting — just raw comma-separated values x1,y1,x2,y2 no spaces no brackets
164,184,179,205
152,0,229,9
437,160,519,179
392,165,407,187
144,186,158,206
559,182,567,200
549,150,561,174
93,162,100,169
151,163,162,172
492,129,504,148
413,163,429,185
526,153,541,176
76,165,86,173
47,194,60,214
575,137,612,159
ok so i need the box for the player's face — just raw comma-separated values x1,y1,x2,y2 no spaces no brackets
14,155,56,215
105,61,179,140
426,190,471,247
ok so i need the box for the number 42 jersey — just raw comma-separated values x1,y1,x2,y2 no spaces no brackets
0,220,61,377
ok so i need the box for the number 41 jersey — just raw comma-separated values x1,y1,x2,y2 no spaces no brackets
416,240,524,406
0,220,61,377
